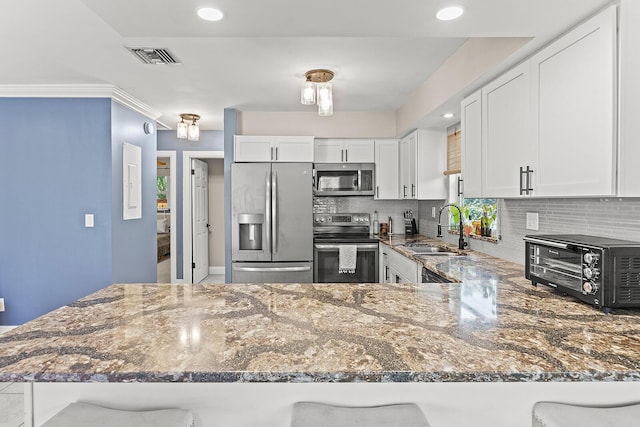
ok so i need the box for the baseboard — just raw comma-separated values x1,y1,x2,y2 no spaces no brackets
0,326,18,335
209,266,225,275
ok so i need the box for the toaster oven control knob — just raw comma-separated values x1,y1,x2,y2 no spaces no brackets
582,281,596,294
583,267,599,280
583,252,598,265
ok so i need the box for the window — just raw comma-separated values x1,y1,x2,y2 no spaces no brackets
157,176,168,210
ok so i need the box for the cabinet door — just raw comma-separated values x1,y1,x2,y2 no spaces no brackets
343,139,375,163
531,6,616,196
234,136,274,162
416,129,447,200
314,139,343,163
274,136,314,162
399,131,417,199
374,139,399,199
482,62,534,198
461,90,483,198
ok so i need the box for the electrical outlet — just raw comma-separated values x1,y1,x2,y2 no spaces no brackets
526,212,539,231
431,207,436,218
0,298,5,312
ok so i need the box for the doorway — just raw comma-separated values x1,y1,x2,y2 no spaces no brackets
156,151,177,283
182,151,224,283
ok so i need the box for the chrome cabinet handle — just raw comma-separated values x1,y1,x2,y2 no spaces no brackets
519,166,526,195
526,166,534,195
345,149,348,162
376,185,379,198
270,146,274,161
403,185,407,198
457,176,463,196
411,183,415,198
341,149,344,162
275,146,278,161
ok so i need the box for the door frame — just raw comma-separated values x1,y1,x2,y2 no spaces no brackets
182,151,224,283
157,150,177,283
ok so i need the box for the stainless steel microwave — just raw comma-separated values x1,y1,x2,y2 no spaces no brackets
313,163,375,196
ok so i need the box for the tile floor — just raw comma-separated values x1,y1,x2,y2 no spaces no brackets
0,383,23,427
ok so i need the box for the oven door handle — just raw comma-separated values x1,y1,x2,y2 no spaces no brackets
314,244,379,250
233,266,311,273
523,237,570,250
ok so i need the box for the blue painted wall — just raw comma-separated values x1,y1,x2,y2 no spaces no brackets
0,98,113,325
110,101,158,283
0,98,158,325
157,129,224,280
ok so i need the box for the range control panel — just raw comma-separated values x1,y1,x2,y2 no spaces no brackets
313,213,370,226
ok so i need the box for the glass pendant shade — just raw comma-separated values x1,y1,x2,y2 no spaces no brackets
177,120,188,139
317,82,333,116
301,79,316,105
187,122,200,141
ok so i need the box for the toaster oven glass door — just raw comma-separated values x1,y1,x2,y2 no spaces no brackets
529,244,583,292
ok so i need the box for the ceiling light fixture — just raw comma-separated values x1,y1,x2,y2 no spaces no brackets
442,113,455,119
300,69,334,116
436,6,464,21
197,7,224,21
177,114,201,141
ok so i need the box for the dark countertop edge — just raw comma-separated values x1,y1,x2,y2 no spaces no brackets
3,371,638,384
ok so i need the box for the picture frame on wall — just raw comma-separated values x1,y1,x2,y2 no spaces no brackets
123,142,142,220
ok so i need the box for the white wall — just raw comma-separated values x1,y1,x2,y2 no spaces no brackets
206,159,225,268
238,111,396,138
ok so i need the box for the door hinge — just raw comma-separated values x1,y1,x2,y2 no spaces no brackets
191,169,195,175
192,262,196,269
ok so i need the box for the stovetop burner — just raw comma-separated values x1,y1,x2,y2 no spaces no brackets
313,212,377,243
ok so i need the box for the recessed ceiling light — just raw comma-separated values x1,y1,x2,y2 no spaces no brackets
436,6,464,21
197,7,224,21
442,113,455,119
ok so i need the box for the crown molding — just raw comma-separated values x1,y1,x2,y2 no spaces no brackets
0,84,161,120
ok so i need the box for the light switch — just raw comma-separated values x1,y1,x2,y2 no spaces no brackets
526,212,539,231
85,214,94,228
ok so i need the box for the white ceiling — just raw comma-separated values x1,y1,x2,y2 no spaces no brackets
0,0,613,130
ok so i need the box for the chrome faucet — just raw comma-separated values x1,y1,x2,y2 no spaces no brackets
437,204,469,250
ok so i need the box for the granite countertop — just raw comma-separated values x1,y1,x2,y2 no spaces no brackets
1,235,640,383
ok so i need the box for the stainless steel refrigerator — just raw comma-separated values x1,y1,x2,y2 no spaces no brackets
231,162,313,283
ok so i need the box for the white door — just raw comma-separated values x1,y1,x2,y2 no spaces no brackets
192,159,209,283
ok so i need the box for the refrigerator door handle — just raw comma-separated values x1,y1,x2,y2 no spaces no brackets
265,171,271,254
232,265,311,273
272,170,278,254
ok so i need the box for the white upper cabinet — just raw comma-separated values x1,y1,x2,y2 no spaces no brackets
374,139,399,199
460,90,483,198
399,131,417,199
530,6,616,197
482,62,533,198
234,135,314,162
416,129,447,200
619,0,640,196
314,139,375,163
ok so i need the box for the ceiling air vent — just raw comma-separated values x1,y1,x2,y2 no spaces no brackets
126,47,181,65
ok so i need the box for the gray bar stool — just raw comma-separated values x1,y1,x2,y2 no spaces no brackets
42,402,195,427
533,402,640,427
291,402,431,427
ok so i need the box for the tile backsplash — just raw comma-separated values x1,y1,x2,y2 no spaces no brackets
418,198,640,265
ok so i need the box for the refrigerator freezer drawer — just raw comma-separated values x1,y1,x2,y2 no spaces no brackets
231,262,313,284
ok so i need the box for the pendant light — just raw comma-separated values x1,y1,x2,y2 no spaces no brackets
300,69,334,116
177,114,200,141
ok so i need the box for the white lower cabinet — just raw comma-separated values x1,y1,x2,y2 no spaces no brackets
381,246,418,283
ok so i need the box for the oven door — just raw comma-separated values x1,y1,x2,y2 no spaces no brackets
527,242,583,293
314,243,379,283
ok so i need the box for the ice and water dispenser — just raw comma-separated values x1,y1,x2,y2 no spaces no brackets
237,213,263,251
